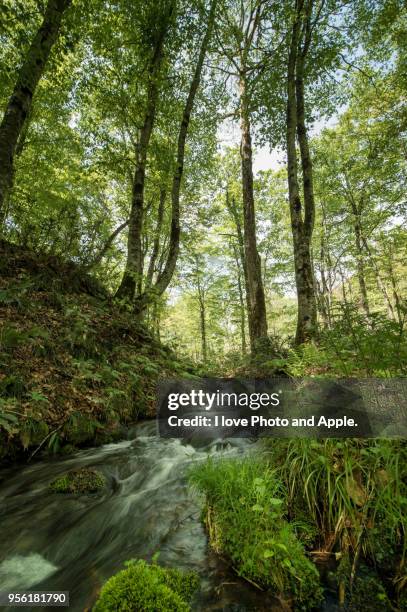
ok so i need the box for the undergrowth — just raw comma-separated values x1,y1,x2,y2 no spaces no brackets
189,458,323,610
0,241,194,462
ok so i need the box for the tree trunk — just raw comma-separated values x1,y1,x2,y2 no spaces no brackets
197,281,207,362
225,190,250,326
85,219,129,270
351,206,370,318
361,235,395,320
233,243,247,354
239,75,268,351
133,0,218,314
0,0,71,221
285,0,317,345
116,9,173,301
387,255,402,325
319,204,333,328
146,188,166,287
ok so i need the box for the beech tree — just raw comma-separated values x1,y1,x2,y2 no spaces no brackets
132,0,218,314
214,0,272,351
0,0,72,221
115,1,175,301
285,0,319,344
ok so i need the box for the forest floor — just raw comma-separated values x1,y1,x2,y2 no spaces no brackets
0,241,194,463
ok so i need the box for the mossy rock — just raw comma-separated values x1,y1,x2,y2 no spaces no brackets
49,468,106,494
93,559,199,611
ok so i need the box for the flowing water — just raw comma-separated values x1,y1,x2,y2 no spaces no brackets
0,422,339,611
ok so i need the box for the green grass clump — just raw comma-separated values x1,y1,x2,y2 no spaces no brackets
263,439,407,563
93,559,199,611
189,458,322,609
49,467,106,494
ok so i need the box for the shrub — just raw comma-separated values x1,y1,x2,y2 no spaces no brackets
189,458,323,609
93,559,199,611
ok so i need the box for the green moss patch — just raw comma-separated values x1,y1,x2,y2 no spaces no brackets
49,467,106,494
93,559,199,611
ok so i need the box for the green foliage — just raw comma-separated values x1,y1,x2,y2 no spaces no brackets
0,241,192,462
284,306,407,377
93,559,199,612
49,468,106,494
63,412,102,444
189,458,323,609
19,418,48,450
0,399,19,435
0,374,25,397
263,439,407,565
341,566,392,611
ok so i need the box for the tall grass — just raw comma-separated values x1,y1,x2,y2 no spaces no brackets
263,439,407,568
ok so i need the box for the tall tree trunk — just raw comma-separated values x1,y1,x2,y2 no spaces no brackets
233,243,247,355
318,235,332,328
0,0,71,222
387,253,402,325
146,188,166,287
239,74,268,351
319,204,333,328
361,235,395,320
286,0,317,345
225,190,250,324
116,9,173,301
197,281,207,362
350,205,370,318
133,0,218,314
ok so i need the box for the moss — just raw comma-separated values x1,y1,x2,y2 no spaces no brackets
93,559,199,611
398,588,407,610
60,443,75,455
49,468,106,494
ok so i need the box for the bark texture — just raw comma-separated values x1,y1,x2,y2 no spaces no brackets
233,243,247,354
0,0,71,221
239,76,268,350
285,0,317,345
145,188,166,288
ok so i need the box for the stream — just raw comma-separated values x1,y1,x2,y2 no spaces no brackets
0,422,339,611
